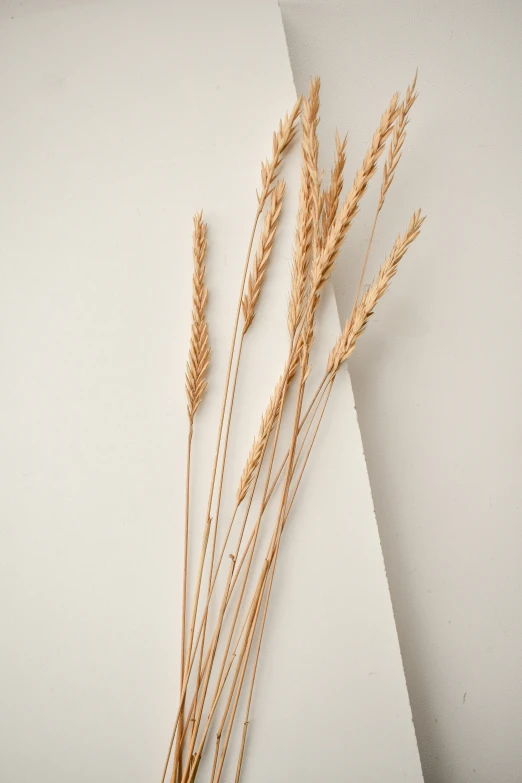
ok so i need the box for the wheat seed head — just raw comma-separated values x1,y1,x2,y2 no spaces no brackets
242,180,286,334
379,73,418,210
327,209,425,374
186,211,210,422
298,90,400,363
287,79,321,338
259,98,301,206
321,129,348,249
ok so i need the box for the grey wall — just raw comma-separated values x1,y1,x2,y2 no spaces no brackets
279,1,522,781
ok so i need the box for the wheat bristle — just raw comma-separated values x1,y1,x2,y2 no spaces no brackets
242,180,286,334
185,212,210,422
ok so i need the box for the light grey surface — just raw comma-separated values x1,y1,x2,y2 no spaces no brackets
0,1,422,781
280,1,522,781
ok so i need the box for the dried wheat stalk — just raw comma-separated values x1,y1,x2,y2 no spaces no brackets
176,211,210,783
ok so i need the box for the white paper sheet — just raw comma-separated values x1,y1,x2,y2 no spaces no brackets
0,1,423,781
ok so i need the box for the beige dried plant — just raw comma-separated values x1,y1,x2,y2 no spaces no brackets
162,75,425,783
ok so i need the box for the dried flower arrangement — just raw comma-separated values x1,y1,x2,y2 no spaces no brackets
162,75,424,783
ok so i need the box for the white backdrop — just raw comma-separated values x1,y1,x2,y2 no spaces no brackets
0,1,422,781
280,1,522,782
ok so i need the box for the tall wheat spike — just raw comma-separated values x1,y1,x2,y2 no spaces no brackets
288,79,321,338
185,212,210,422
320,130,348,248
177,210,210,783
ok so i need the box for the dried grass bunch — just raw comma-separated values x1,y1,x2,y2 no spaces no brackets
163,75,424,783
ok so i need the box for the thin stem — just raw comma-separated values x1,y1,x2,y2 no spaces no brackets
214,353,307,783
199,338,297,721
193,335,244,747
285,379,334,518
232,378,335,782
175,421,193,783
193,566,270,783
161,368,336,783
162,364,331,783
179,556,236,783
165,369,335,783
174,565,265,770
210,562,271,783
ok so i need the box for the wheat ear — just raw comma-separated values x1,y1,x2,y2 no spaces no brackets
328,209,425,374
352,73,419,310
311,92,399,306
258,98,302,204
185,212,209,422
320,129,348,248
236,339,302,505
302,78,321,254
242,180,285,333
288,79,321,338
379,72,418,210
236,371,287,505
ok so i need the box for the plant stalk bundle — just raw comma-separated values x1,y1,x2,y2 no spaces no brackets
164,75,425,783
